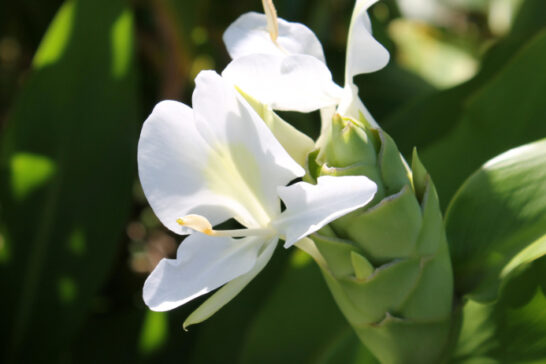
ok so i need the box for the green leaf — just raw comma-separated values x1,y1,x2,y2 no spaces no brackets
314,328,380,364
383,0,546,205
351,251,374,280
452,258,546,363
378,130,412,196
188,246,289,364
357,63,436,122
238,249,373,364
342,186,422,263
501,234,546,280
410,148,428,203
445,138,546,301
354,312,452,364
0,0,139,361
420,30,546,205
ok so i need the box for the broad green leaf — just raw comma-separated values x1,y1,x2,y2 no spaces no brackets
0,0,138,361
452,257,546,363
501,234,546,280
445,139,546,301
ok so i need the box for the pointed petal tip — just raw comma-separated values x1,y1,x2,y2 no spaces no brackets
182,320,192,332
345,0,390,78
181,239,277,327
141,235,264,315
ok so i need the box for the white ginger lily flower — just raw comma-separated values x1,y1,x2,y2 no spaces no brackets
138,71,377,327
222,0,389,125
222,0,343,112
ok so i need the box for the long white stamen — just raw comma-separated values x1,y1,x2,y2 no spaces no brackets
208,227,274,237
262,0,279,42
177,214,274,237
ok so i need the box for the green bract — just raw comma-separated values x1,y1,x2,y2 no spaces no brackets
307,114,454,364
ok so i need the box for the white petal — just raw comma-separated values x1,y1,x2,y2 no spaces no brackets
345,0,389,79
238,89,315,167
192,71,305,226
223,12,325,62
337,82,379,127
143,234,266,312
183,238,277,328
273,175,377,247
138,100,235,233
222,54,343,112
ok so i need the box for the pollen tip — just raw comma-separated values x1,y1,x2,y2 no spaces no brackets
176,214,213,234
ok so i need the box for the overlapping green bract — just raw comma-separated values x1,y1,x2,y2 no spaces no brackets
308,115,453,364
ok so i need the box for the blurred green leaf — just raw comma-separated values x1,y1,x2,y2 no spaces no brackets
383,0,546,205
238,249,377,364
32,0,75,68
357,62,435,123
445,139,546,301
390,28,546,206
0,0,138,361
500,235,546,279
139,311,169,355
452,258,546,363
70,306,145,364
388,19,478,88
9,153,56,201
188,245,288,364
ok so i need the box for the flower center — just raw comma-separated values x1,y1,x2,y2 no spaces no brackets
177,214,275,238
204,143,275,228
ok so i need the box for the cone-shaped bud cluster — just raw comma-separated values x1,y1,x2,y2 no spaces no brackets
308,114,454,364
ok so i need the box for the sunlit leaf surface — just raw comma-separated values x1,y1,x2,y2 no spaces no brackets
0,0,138,361
445,139,546,301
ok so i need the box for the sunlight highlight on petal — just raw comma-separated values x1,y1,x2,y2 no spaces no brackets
143,234,265,311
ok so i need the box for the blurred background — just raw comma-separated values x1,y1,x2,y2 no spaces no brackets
1,0,545,362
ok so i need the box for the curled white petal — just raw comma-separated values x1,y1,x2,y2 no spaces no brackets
138,100,234,233
143,234,266,312
273,175,377,247
223,54,343,112
183,239,277,328
345,0,390,80
138,71,305,232
223,12,325,62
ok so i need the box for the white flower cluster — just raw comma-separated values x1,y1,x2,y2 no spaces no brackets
138,0,388,327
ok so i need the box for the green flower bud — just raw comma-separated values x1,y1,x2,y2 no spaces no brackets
308,114,454,364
